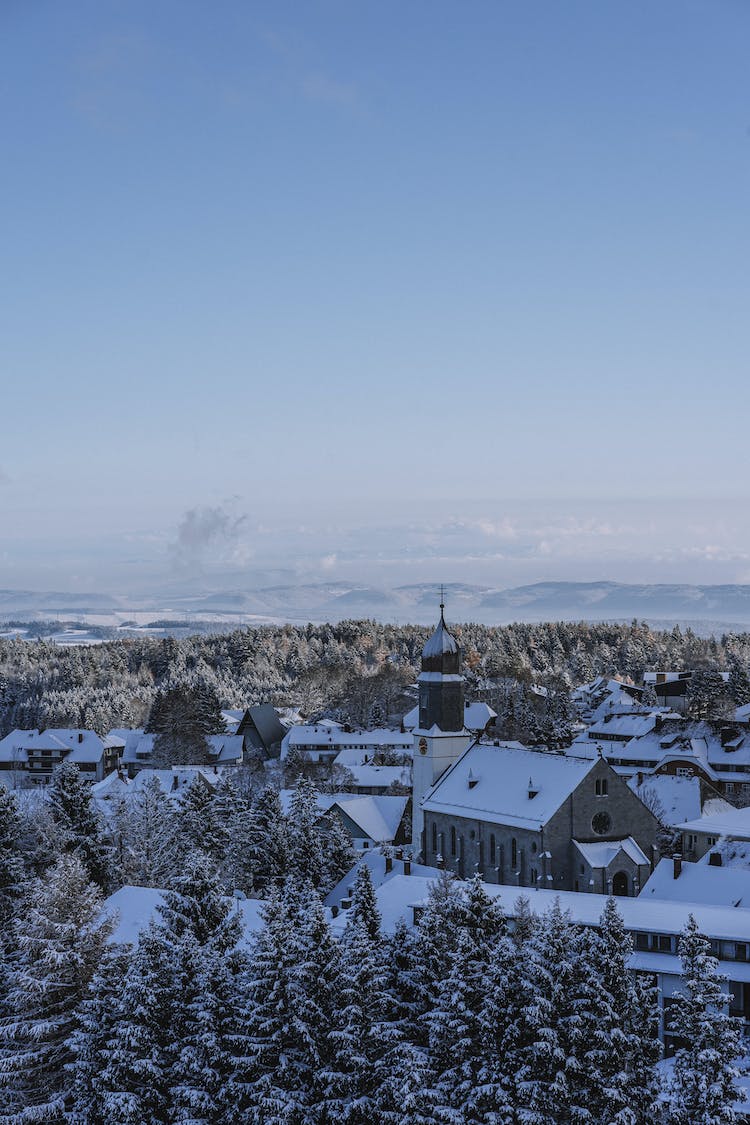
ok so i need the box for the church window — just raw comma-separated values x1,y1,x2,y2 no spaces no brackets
479,839,484,863
490,835,496,863
595,778,609,796
511,838,517,867
432,822,437,853
450,826,456,856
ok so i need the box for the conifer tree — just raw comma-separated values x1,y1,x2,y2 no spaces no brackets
0,854,112,1122
319,812,356,896
727,656,750,707
667,915,743,1125
287,777,325,889
68,944,132,1125
249,786,289,889
0,788,24,942
48,761,110,888
110,774,178,887
174,777,220,862
349,862,381,942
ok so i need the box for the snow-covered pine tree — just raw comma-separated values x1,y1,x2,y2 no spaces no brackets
47,760,110,888
97,923,177,1124
286,777,325,890
0,854,113,1122
174,776,220,862
427,882,509,1124
325,915,392,1125
410,869,466,1048
159,852,241,954
349,862,381,942
67,944,132,1125
666,914,743,1125
240,890,317,1124
213,774,256,896
590,897,660,1125
248,786,289,889
0,788,24,942
110,774,178,887
511,893,537,948
727,656,750,707
318,812,356,896
513,897,574,1123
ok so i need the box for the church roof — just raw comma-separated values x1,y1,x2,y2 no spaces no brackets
422,610,458,659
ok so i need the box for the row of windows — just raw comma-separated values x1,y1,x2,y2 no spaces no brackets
635,932,749,962
431,823,519,868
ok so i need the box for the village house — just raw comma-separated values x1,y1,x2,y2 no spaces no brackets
0,728,122,785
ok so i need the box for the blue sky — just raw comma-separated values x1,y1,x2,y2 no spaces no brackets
1,1,749,594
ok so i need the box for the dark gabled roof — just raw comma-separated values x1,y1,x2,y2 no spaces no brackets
237,704,286,754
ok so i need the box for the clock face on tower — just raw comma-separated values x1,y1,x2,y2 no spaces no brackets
419,737,428,755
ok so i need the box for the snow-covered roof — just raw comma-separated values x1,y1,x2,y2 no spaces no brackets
677,805,750,839
422,617,458,659
90,771,130,800
627,774,715,827
330,795,409,842
327,857,750,942
574,836,650,870
205,734,244,762
102,886,266,949
285,725,412,751
423,742,595,829
0,728,111,765
640,858,750,910
344,763,410,790
585,712,659,741
736,702,750,724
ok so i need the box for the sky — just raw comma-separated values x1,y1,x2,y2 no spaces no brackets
1,1,749,597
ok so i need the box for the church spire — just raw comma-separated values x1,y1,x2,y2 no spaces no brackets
418,590,464,730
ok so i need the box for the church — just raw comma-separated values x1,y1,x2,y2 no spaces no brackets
411,604,661,896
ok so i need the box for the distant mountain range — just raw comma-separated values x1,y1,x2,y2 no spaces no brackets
2,581,750,633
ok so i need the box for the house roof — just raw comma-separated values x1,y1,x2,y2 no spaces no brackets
641,858,750,910
101,886,266,949
574,836,649,870
330,795,409,842
627,774,727,827
238,704,286,752
422,742,596,829
677,805,750,839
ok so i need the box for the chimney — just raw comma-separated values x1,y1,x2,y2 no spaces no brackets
708,851,723,867
341,897,352,910
403,858,411,876
637,771,644,786
78,732,83,743
528,777,538,799
673,854,682,880
385,856,393,874
395,848,403,859
331,904,339,917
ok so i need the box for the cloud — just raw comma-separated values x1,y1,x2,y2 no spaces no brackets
320,553,338,571
170,504,248,569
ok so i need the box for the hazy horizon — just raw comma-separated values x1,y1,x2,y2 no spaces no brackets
2,2,749,596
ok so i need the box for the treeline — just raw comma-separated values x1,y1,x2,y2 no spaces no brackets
2,619,750,737
0,841,743,1124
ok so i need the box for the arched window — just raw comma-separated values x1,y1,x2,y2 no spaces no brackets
478,839,484,864
490,834,496,863
450,826,457,856
511,838,517,868
431,821,437,853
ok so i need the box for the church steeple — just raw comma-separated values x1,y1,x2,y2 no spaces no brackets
418,594,465,732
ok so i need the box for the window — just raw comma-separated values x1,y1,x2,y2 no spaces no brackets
531,841,537,854
658,935,672,953
530,867,538,884
591,811,612,836
490,834,496,864
676,767,693,779
595,778,609,796
479,839,484,864
511,838,517,867
725,783,735,794
432,822,437,853
450,826,456,857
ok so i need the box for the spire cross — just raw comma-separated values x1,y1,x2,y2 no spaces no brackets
439,583,445,613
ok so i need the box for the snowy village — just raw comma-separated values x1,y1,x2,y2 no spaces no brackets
5,2,749,1122
0,611,748,1122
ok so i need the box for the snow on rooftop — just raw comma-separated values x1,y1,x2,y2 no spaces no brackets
422,616,458,659
423,742,595,829
627,775,708,827
677,805,750,839
102,886,266,949
641,858,750,910
402,700,496,733
574,837,649,870
330,795,409,842
327,856,750,941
